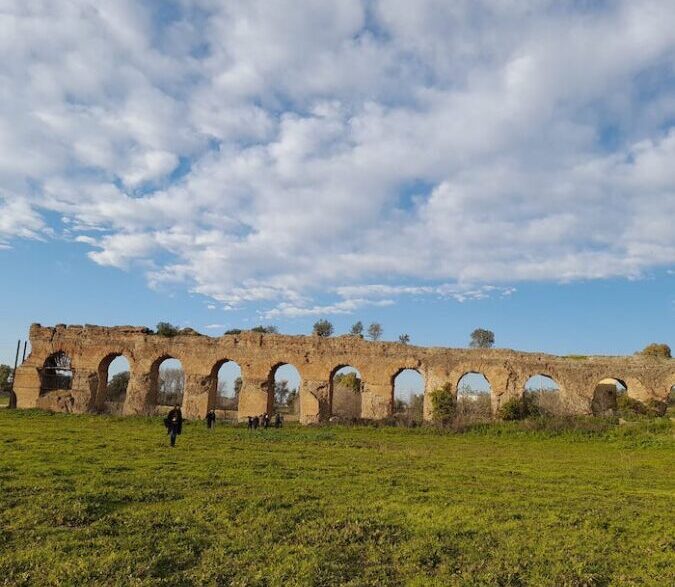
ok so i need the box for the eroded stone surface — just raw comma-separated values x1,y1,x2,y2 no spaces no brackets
13,324,675,422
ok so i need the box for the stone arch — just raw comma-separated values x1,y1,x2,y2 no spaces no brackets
268,362,301,417
209,359,243,417
457,370,492,395
150,355,185,410
392,367,425,423
96,352,132,412
456,371,493,421
40,351,73,395
591,377,628,416
329,364,363,420
523,373,563,416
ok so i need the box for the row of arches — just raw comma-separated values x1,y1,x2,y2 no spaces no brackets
38,351,674,419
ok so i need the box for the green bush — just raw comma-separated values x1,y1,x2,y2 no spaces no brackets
251,325,278,334
616,395,666,418
499,394,540,421
156,322,179,337
224,329,242,335
430,383,456,428
638,343,671,359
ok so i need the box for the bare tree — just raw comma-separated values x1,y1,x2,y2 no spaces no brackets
398,333,410,345
159,368,184,404
349,321,364,336
367,322,383,341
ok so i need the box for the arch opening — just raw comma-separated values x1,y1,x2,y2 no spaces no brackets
40,352,73,394
330,366,362,420
393,369,425,424
524,374,562,416
212,360,242,418
98,354,130,413
591,378,627,416
271,363,300,419
456,372,492,422
155,358,184,408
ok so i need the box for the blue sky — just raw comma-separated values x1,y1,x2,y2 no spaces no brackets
0,1,673,376
1,237,672,367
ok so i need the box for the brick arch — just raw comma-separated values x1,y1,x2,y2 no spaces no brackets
520,370,563,388
330,362,365,382
208,357,244,412
329,363,364,419
589,375,651,415
95,351,134,410
520,372,566,414
455,369,492,391
390,365,427,395
40,350,73,395
149,354,186,410
390,363,426,381
386,361,428,401
266,361,304,415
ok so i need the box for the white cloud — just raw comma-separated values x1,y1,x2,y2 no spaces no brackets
0,198,49,247
263,298,395,319
0,0,674,313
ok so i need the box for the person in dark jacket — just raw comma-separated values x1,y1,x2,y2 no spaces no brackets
252,415,259,429
206,409,216,430
165,404,183,447
274,413,282,428
247,416,253,430
263,413,270,429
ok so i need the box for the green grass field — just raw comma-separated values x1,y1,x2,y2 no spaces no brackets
0,411,673,586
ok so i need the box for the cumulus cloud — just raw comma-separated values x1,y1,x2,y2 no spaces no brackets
1,0,674,314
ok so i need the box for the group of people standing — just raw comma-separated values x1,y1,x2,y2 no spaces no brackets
163,405,283,446
247,413,283,429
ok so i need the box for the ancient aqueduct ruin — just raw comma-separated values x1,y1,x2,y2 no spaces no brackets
13,324,675,423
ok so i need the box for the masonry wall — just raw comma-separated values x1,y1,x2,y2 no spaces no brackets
12,324,675,423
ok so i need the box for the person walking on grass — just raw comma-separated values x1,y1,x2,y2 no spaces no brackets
165,404,183,447
275,413,282,428
206,409,216,430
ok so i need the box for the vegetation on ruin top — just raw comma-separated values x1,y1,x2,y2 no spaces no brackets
0,411,673,585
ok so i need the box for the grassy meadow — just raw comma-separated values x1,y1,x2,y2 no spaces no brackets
0,410,673,586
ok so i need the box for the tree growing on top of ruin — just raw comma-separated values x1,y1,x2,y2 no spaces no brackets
638,343,671,359
398,333,410,345
251,325,278,334
156,322,179,337
367,322,383,341
349,321,364,337
470,328,495,348
313,320,334,337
